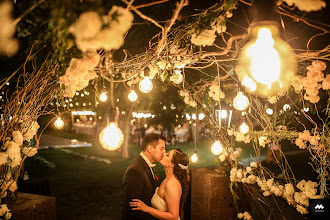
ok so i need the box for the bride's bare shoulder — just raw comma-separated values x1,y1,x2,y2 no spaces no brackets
165,176,181,189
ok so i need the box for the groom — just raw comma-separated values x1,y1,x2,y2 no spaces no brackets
121,133,166,220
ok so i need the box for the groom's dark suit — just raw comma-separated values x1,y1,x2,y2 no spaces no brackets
121,155,157,220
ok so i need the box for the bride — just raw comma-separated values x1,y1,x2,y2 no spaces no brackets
130,148,190,220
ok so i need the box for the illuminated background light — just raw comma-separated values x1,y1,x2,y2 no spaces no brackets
266,108,273,115
191,152,198,163
128,90,138,102
99,122,124,151
211,141,224,155
139,77,153,93
236,23,297,97
239,122,249,134
99,92,108,102
233,92,249,111
54,117,64,129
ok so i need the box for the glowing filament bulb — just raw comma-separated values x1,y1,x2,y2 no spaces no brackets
211,141,224,155
139,77,153,93
239,122,249,134
191,152,198,163
248,28,280,86
54,117,64,129
128,90,138,102
233,92,249,111
99,122,124,151
100,92,108,102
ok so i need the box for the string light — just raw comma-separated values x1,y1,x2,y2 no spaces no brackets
211,141,224,155
99,122,124,151
191,150,198,163
139,77,153,93
239,122,249,134
236,22,296,97
54,117,64,129
128,90,138,102
233,92,249,111
99,92,108,102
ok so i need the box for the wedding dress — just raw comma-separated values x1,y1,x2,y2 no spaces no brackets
151,187,180,220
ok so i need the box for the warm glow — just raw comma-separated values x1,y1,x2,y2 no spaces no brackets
233,92,249,111
54,117,64,129
211,141,224,155
248,28,280,86
99,92,108,102
170,69,184,84
128,90,138,102
99,122,124,151
237,23,296,97
239,122,249,134
266,108,273,115
191,152,198,163
139,77,153,93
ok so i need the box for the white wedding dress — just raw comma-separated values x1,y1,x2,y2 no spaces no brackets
151,187,180,220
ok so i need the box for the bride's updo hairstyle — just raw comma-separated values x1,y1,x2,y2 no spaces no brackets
172,148,190,220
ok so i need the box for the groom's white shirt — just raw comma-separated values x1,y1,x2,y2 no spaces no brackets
140,152,156,179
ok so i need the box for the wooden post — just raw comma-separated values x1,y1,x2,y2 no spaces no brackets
191,167,236,220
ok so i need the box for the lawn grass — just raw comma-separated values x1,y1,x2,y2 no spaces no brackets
20,129,317,219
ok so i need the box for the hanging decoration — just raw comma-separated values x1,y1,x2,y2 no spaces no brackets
139,67,153,93
128,90,138,102
211,140,224,155
236,22,297,97
99,92,108,102
99,122,124,151
191,149,198,163
54,117,64,129
233,92,249,111
170,69,184,84
239,122,249,134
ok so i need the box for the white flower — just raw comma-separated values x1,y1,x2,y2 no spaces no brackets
208,84,225,102
322,74,330,90
0,204,9,216
258,137,268,148
267,96,278,104
271,186,283,197
295,138,306,149
237,211,253,220
307,60,327,72
263,191,271,196
22,121,39,141
298,130,311,141
22,147,38,157
291,75,304,91
227,129,234,136
283,0,326,12
4,211,12,220
294,192,309,206
0,1,19,56
191,29,217,47
309,135,320,146
246,175,257,184
12,130,23,146
8,181,17,192
296,205,308,214
0,152,8,166
246,167,252,173
6,140,22,167
68,12,102,41
219,154,227,162
250,162,258,168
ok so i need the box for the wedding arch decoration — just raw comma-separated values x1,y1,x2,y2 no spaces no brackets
1,0,329,219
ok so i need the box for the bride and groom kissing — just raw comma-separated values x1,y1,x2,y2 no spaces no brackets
122,133,190,220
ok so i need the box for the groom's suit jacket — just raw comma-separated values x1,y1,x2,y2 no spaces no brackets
121,155,157,220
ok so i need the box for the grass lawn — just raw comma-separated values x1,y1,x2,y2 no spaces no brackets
19,129,317,219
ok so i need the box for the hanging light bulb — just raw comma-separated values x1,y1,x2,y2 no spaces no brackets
54,117,64,129
233,92,249,111
236,22,296,97
99,122,124,151
139,77,153,93
211,140,224,155
139,67,153,93
191,149,198,163
239,122,249,134
128,90,138,102
99,92,108,102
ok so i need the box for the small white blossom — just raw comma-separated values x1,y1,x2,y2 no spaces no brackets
191,29,216,47
283,0,325,12
296,205,308,214
22,147,38,157
250,162,258,168
12,130,23,146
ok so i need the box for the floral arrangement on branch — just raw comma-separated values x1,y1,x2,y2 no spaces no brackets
0,54,59,218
